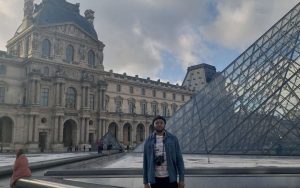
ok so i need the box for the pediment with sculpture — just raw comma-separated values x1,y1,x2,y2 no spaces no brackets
39,24,97,42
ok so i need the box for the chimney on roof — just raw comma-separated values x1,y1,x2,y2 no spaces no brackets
23,0,34,25
84,9,95,25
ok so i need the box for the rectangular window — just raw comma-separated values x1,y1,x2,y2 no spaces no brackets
129,102,135,114
0,87,5,103
117,84,121,92
130,86,134,94
163,92,166,98
90,94,95,110
40,88,49,106
162,105,167,116
181,95,185,101
141,88,145,95
141,103,147,115
173,93,176,100
152,104,157,116
116,100,122,112
153,90,156,97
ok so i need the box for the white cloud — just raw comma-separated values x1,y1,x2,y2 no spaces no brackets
0,0,298,83
132,22,142,36
175,25,212,70
202,0,299,50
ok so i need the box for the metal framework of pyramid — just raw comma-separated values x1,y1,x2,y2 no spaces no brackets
166,3,300,155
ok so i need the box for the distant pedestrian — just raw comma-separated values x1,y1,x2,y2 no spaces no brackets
98,139,103,154
83,145,86,152
10,149,31,188
107,143,112,155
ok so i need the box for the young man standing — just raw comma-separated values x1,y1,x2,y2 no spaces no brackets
143,116,185,188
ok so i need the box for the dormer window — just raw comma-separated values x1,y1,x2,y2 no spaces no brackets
88,50,95,67
66,45,74,64
42,39,51,58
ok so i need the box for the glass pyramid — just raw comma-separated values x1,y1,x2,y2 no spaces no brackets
166,3,300,155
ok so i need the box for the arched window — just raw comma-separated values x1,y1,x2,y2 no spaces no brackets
136,124,145,143
66,45,74,63
42,39,51,58
88,50,95,67
66,87,76,109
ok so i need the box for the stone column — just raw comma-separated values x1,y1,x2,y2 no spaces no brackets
85,118,89,143
59,83,62,106
81,86,85,109
80,118,84,143
55,83,60,106
33,115,39,142
96,119,100,140
28,115,33,142
101,89,105,110
36,81,41,105
86,87,90,108
59,116,64,143
118,123,123,144
53,116,59,143
132,124,137,146
61,83,65,107
30,80,35,105
97,89,101,112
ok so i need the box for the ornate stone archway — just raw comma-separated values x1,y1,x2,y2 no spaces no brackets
123,123,132,146
63,119,77,147
136,123,145,144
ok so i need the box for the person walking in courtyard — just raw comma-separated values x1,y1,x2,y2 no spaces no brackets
98,139,103,154
143,115,185,188
10,149,32,188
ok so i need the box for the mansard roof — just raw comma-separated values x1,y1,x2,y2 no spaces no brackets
16,0,98,39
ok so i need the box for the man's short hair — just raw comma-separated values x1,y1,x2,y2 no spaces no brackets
152,115,166,125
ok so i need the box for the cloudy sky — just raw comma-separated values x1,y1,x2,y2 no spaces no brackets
0,0,298,84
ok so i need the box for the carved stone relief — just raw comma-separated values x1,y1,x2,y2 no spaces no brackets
54,39,63,56
65,69,80,80
55,66,66,77
78,45,86,60
54,25,85,39
81,70,94,82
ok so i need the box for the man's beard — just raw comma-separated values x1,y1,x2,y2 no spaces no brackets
155,128,164,133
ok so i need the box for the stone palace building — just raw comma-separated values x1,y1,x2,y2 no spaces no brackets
0,0,216,152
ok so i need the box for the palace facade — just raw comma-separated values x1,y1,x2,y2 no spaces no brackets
0,0,215,152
